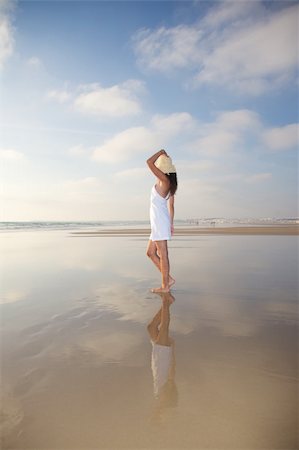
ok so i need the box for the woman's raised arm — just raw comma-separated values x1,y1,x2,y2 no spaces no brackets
146,150,170,182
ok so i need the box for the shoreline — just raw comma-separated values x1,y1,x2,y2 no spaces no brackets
70,225,299,237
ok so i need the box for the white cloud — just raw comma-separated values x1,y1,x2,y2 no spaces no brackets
133,24,202,72
195,4,298,93
114,167,149,181
151,112,195,136
90,108,294,165
176,159,215,173
245,173,272,183
262,123,298,151
26,56,42,68
74,79,145,118
189,109,261,156
0,1,15,70
92,126,157,163
46,80,145,118
133,2,299,94
202,1,260,29
1,175,113,221
67,145,89,157
47,89,71,103
177,178,222,218
62,177,102,196
192,131,239,156
92,112,195,163
0,148,24,160
216,110,260,131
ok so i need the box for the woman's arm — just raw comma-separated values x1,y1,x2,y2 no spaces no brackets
168,195,175,235
147,149,169,183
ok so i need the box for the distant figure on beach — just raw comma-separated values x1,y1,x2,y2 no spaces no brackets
146,149,177,293
147,292,177,423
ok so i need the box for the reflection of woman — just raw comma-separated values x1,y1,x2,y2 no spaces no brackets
147,293,178,422
146,150,177,293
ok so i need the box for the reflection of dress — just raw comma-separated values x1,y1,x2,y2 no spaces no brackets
151,341,173,397
149,185,171,241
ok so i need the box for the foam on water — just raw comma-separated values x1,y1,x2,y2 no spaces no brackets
0,217,298,231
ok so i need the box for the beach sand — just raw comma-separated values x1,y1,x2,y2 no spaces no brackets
71,224,299,236
1,228,298,449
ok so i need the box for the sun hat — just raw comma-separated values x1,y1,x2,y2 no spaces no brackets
155,155,176,174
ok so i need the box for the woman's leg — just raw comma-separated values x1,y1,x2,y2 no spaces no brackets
146,240,161,271
147,293,175,344
146,240,175,288
155,293,174,346
152,240,170,292
147,307,162,341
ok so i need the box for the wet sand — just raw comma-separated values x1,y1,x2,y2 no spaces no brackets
1,230,298,449
71,224,299,236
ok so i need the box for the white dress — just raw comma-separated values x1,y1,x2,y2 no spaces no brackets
151,341,173,397
149,185,171,241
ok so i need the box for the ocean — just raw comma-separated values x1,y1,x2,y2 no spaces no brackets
0,217,298,232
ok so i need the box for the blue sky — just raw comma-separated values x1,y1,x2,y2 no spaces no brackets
1,0,298,221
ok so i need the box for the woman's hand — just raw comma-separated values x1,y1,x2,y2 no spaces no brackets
147,149,171,183
147,149,168,165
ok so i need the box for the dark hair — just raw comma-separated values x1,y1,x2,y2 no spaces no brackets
166,173,177,196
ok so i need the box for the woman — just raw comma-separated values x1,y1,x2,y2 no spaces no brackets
146,149,177,293
147,292,178,423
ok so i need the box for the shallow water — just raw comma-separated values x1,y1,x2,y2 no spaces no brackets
1,231,298,449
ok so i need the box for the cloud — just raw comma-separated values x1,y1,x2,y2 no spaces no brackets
151,112,195,136
92,112,194,163
189,109,260,156
0,148,24,160
0,0,15,70
192,131,239,156
74,79,145,118
67,145,89,157
90,108,296,166
75,108,262,166
245,173,272,183
176,159,215,173
92,126,157,163
133,2,298,94
46,79,145,118
47,89,71,103
62,177,103,197
26,56,42,68
114,167,149,181
262,123,298,151
194,4,298,94
133,24,202,72
215,110,261,131
177,178,222,218
202,0,259,28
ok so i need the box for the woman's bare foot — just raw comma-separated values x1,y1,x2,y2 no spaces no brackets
151,286,170,293
169,275,175,287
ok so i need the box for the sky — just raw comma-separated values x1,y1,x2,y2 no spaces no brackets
0,0,298,221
